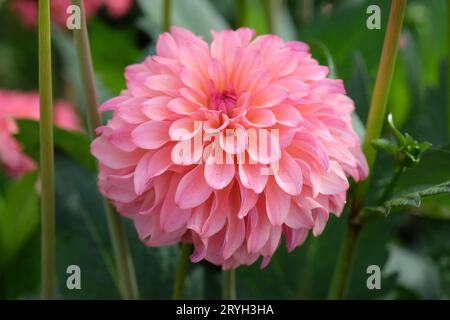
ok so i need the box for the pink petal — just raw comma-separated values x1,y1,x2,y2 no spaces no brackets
169,117,202,141
249,84,288,108
238,160,268,194
141,96,173,121
247,129,281,165
245,109,276,128
131,121,170,149
247,207,271,253
265,178,291,226
273,150,303,196
168,97,199,115
145,75,181,94
237,184,258,218
91,136,141,169
160,175,191,232
175,165,213,209
271,104,303,127
204,145,235,190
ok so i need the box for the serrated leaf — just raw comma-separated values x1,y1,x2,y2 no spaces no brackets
363,181,450,218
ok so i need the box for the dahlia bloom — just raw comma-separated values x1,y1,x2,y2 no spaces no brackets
91,27,368,269
11,0,133,27
0,90,81,178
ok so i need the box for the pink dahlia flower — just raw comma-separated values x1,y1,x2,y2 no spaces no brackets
0,90,81,178
11,0,133,27
91,27,368,269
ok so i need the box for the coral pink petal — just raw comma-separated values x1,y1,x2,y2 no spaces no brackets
175,165,213,209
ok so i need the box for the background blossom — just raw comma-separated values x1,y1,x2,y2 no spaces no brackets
0,90,81,177
10,0,133,27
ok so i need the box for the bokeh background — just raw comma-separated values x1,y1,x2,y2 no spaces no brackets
0,0,448,299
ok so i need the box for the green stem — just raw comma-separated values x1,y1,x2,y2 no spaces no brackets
163,0,172,32
327,0,407,300
222,269,236,300
234,0,247,27
298,0,314,26
327,208,362,300
72,0,139,300
377,166,405,204
299,238,318,299
448,0,450,141
355,0,407,201
39,0,55,300
264,0,281,34
172,243,192,300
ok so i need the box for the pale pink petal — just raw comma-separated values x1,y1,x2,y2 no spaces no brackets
131,121,171,149
265,178,291,226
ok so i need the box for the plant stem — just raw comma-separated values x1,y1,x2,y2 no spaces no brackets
222,269,236,300
355,0,407,201
172,243,192,300
39,0,55,300
72,0,139,300
264,0,281,34
163,0,171,32
234,0,247,28
327,0,407,300
448,0,450,141
327,206,362,300
299,238,318,299
298,0,314,26
377,166,405,204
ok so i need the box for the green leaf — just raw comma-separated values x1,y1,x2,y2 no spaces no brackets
396,145,450,188
371,138,397,155
384,243,442,299
53,154,119,299
363,181,450,218
89,19,142,95
0,173,39,268
236,212,396,299
53,154,207,299
14,119,96,173
272,1,297,40
309,41,338,79
136,0,229,41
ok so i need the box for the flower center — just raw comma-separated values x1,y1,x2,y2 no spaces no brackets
210,91,237,115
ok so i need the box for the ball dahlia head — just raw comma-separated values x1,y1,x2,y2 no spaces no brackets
91,27,368,269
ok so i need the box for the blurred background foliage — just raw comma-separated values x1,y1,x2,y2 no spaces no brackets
0,0,448,300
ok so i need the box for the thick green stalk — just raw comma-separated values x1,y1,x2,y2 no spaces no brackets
356,0,407,202
39,0,55,300
172,243,192,300
163,0,172,32
222,269,236,300
328,0,407,300
72,0,138,300
327,205,362,300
